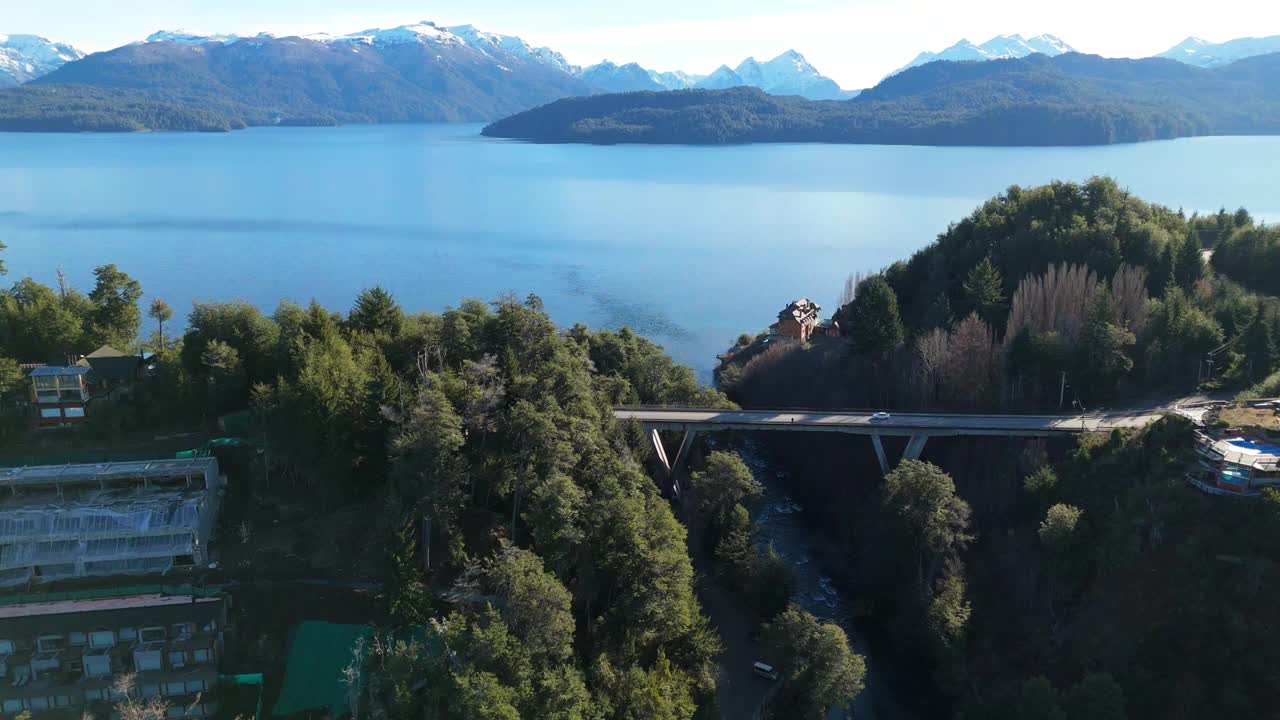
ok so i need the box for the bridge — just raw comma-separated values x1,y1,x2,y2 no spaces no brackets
615,407,1165,491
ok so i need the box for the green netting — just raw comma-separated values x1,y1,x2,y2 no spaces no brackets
272,621,373,718
0,583,222,606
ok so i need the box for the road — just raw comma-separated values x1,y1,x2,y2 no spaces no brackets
615,407,1164,437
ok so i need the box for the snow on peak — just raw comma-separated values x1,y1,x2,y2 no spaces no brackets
445,24,577,73
1156,34,1280,67
0,33,85,86
146,30,246,45
318,21,464,47
886,33,1077,78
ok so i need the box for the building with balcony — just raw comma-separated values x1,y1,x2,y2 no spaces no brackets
773,299,822,341
1193,433,1280,495
28,367,91,427
0,588,225,717
0,458,225,588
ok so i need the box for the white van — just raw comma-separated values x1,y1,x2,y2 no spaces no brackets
752,661,779,681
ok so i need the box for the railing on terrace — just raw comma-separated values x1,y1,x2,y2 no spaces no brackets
1185,473,1261,498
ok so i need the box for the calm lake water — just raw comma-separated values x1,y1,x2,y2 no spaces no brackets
3,125,1278,376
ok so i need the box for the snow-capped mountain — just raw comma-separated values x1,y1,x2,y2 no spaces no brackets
695,65,745,90
887,34,1076,77
579,61,664,93
446,24,577,75
0,34,84,86
1156,35,1280,68
144,30,252,45
648,70,703,90
728,50,845,99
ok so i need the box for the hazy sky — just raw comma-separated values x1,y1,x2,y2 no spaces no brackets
8,0,1280,88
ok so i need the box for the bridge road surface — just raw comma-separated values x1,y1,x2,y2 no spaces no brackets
614,407,1164,437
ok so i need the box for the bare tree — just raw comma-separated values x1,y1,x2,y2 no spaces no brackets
943,313,997,409
1006,262,1100,348
914,327,950,405
839,271,869,307
112,672,170,720
1110,264,1150,337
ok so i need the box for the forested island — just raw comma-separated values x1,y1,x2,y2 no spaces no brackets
484,52,1280,146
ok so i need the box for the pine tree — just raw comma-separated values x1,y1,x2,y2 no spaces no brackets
962,258,1006,329
386,517,431,624
1174,228,1205,289
847,275,905,356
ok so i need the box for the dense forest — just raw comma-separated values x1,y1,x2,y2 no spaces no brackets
483,52,1280,146
724,177,1280,409
0,32,593,132
0,241,867,718
718,178,1280,719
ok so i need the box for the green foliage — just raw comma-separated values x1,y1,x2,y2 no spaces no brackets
762,605,867,719
1019,676,1066,720
1173,228,1205,289
0,277,93,361
1237,369,1280,401
845,274,905,356
714,529,796,620
882,460,972,560
385,517,432,625
1038,503,1083,551
349,286,404,338
1065,674,1126,720
963,257,1006,328
0,357,23,399
690,451,763,529
1212,224,1280,296
148,297,173,349
471,542,576,664
86,264,143,349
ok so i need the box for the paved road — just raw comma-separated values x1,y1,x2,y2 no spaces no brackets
615,407,1164,437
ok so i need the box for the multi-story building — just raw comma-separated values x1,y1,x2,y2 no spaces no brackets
0,458,224,588
774,299,823,341
1192,432,1280,495
28,367,91,427
0,588,226,717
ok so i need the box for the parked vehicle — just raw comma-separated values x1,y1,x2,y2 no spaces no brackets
753,661,779,680
871,412,891,421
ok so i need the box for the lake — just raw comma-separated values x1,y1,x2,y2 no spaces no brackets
2,126,1278,377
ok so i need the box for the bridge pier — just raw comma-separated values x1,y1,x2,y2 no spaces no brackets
650,428,698,496
871,433,930,476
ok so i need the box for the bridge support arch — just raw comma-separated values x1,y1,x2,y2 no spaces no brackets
650,428,699,496
870,433,930,476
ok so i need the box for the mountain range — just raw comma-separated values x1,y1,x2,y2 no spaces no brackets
3,21,1280,136
0,34,83,86
482,52,1280,146
1156,35,1280,68
886,34,1076,77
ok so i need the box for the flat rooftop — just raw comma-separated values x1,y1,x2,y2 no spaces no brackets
0,593,221,619
0,457,219,489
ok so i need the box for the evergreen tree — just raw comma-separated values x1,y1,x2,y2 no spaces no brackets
386,517,432,624
87,263,143,349
349,286,404,337
847,275,905,356
762,605,866,719
1240,302,1278,381
689,451,763,530
962,257,1006,328
1174,229,1204,289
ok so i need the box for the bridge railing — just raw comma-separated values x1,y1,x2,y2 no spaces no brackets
613,405,1160,419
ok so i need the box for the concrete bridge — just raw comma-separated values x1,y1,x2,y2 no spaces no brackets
615,407,1164,492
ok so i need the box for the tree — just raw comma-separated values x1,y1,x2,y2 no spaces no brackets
1240,302,1277,381
1174,228,1205,289
943,313,997,408
0,357,23,399
1074,289,1135,399
1039,503,1083,550
963,257,1006,328
762,605,866,719
87,263,143,349
112,671,171,720
1019,676,1066,720
882,460,972,596
200,339,244,411
0,278,91,361
349,286,404,337
474,542,576,664
148,297,173,351
689,451,763,528
1065,673,1126,720
0,239,6,276
846,275,905,356
385,516,432,625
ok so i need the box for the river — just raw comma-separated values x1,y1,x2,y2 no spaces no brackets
3,126,1280,378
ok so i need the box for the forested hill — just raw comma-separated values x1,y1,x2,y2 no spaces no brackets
483,52,1280,146
0,33,593,132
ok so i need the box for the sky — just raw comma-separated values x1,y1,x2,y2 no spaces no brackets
8,0,1280,88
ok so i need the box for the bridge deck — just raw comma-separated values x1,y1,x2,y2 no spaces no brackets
614,407,1162,437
